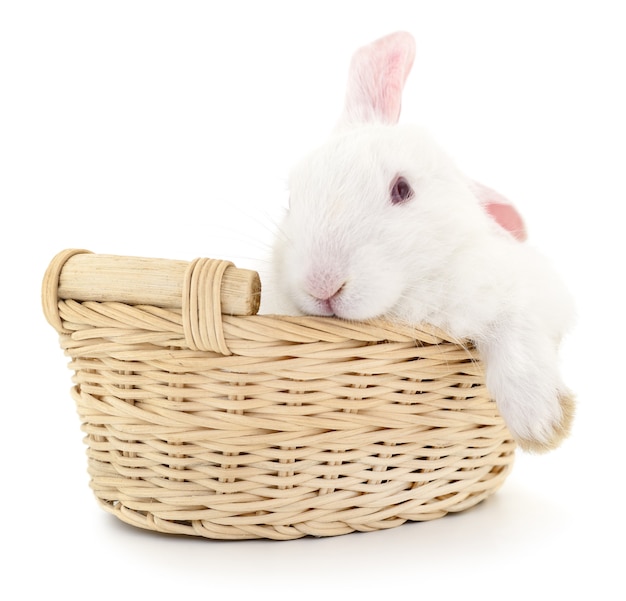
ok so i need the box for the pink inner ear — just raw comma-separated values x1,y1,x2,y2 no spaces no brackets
369,41,415,123
473,181,527,241
343,31,415,125
484,202,527,241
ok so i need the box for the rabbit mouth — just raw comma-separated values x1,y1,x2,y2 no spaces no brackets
296,260,404,319
301,283,349,318
300,281,397,321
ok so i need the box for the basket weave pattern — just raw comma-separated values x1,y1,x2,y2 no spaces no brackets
43,250,515,540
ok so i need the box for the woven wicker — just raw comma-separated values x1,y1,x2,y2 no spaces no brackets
42,249,515,540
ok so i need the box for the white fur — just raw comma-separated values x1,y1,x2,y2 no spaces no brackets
264,33,575,452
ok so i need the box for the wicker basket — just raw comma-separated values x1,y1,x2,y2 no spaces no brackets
42,249,515,540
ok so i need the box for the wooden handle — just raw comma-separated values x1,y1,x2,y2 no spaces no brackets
44,250,261,316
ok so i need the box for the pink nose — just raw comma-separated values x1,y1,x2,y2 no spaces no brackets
315,284,345,312
305,273,346,315
305,270,345,301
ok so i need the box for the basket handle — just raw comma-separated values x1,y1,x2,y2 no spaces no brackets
42,249,261,354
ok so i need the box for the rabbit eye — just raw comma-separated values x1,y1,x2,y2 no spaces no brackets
390,176,413,205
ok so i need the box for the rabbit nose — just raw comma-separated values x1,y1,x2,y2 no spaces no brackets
320,283,345,301
312,284,346,316
304,271,346,302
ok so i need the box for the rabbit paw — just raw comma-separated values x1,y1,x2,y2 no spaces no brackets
508,390,576,453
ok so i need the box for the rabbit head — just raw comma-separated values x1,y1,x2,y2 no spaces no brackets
273,31,503,321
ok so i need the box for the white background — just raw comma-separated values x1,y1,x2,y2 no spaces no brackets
2,1,624,599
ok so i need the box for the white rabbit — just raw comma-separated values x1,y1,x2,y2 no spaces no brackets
267,31,575,453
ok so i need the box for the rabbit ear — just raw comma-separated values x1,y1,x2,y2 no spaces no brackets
473,181,528,242
340,31,416,126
